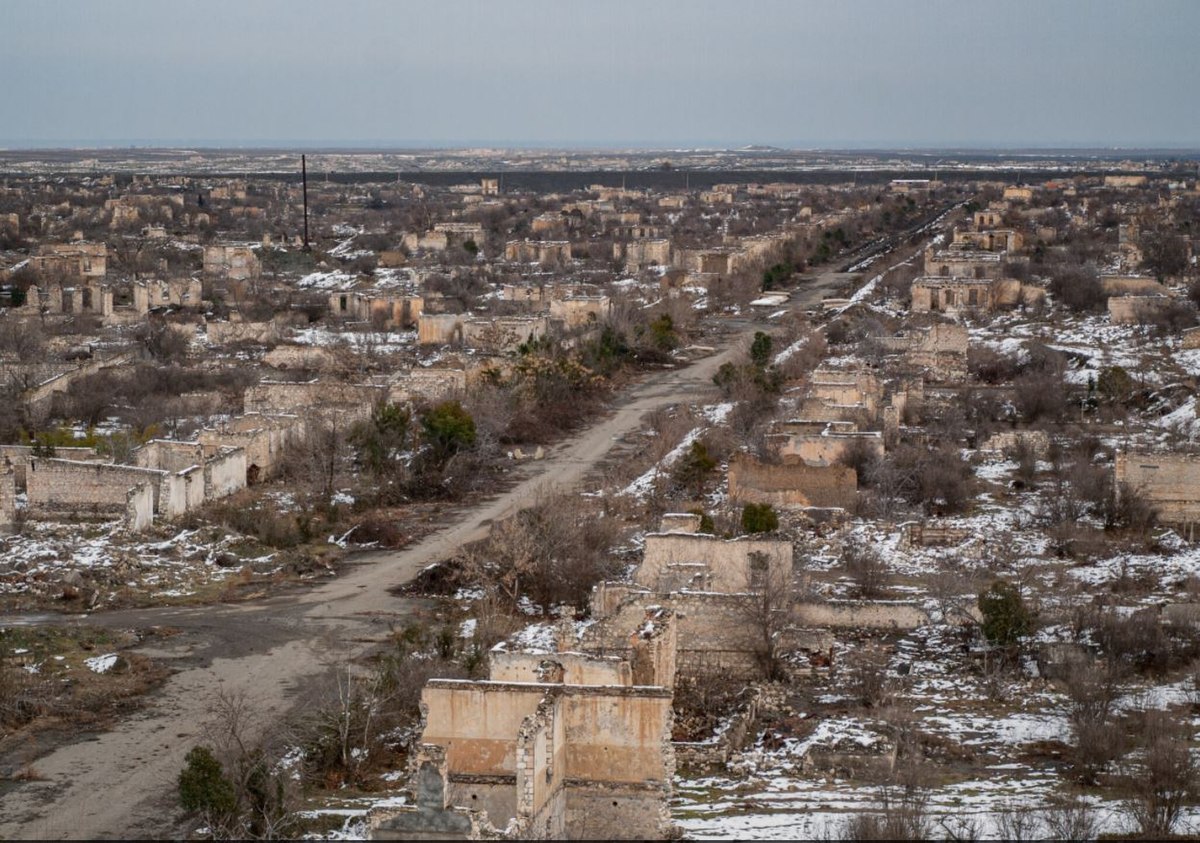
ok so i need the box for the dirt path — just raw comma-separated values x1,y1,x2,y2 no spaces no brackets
0,271,852,840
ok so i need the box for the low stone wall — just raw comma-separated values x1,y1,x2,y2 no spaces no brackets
674,684,783,771
0,445,98,490
793,600,930,630
26,458,164,520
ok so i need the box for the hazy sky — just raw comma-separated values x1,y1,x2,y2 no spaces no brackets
2,0,1197,148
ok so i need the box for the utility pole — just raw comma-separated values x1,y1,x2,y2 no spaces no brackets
301,154,310,252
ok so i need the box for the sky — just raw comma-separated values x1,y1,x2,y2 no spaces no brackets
1,0,1198,149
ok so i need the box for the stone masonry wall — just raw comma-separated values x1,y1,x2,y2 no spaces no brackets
728,455,857,510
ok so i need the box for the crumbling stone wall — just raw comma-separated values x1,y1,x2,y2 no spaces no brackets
204,447,247,500
810,368,881,416
0,463,15,532
203,245,260,280
636,531,792,594
1108,295,1177,325
728,455,857,510
125,482,155,531
615,239,671,271
206,319,280,345
133,278,202,313
779,431,883,467
922,248,1005,279
549,296,610,330
24,351,137,417
980,429,1051,459
1115,450,1200,528
587,585,831,681
133,440,204,474
418,680,674,839
489,652,631,686
26,458,164,520
1100,275,1168,297
198,413,305,482
243,380,384,415
0,445,98,490
388,368,467,403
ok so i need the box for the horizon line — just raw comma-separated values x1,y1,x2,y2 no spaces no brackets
2,140,1200,154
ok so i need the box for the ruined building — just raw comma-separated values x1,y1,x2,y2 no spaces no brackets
369,614,678,840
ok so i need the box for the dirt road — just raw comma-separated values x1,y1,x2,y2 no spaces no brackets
0,270,854,839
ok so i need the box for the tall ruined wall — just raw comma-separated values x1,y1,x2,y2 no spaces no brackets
125,482,156,531
550,297,610,329
1116,451,1200,525
728,456,857,510
204,448,247,500
133,440,204,473
160,465,205,518
0,464,15,532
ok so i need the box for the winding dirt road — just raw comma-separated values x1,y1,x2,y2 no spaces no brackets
0,272,854,839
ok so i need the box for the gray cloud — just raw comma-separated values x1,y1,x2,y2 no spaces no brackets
2,0,1197,147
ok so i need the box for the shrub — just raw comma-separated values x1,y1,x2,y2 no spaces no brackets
672,440,718,497
749,331,773,368
178,746,237,822
741,502,779,534
977,580,1034,648
420,400,476,464
1048,266,1105,312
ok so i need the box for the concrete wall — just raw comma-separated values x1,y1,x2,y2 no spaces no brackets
728,455,857,510
636,531,792,594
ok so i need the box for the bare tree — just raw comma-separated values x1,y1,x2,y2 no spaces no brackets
736,553,796,681
1038,797,1097,841
1124,710,1199,838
